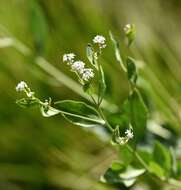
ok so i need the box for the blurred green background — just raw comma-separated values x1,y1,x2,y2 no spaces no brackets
0,0,181,189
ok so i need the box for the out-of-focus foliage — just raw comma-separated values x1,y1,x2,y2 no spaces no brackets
0,0,181,190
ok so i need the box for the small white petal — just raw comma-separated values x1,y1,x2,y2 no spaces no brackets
125,128,134,139
82,68,94,81
63,53,75,62
16,81,28,92
93,35,106,45
71,61,85,74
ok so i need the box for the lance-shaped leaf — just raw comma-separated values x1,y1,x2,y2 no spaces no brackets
120,90,148,145
98,65,106,104
86,44,95,66
102,165,145,187
126,56,137,85
153,141,172,177
54,100,105,127
109,31,126,72
149,161,165,179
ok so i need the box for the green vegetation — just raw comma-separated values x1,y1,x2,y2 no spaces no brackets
0,0,181,190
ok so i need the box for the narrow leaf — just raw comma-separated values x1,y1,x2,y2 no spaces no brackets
54,100,105,127
86,44,95,66
119,166,146,180
109,31,126,72
153,141,172,176
126,56,137,84
98,65,106,104
149,161,165,179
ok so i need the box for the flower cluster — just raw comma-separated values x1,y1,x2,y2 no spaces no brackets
82,68,94,81
63,53,94,83
125,128,134,139
63,53,75,64
16,81,34,98
71,61,85,74
93,35,106,49
15,81,27,92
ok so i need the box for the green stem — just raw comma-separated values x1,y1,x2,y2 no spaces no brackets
126,144,150,172
98,107,113,133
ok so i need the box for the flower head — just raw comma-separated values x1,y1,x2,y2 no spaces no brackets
93,35,106,48
82,68,94,81
71,61,85,74
63,53,75,63
125,128,134,139
16,81,27,92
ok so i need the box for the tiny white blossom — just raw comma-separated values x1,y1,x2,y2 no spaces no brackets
93,35,106,48
71,61,85,74
63,53,75,63
16,81,28,92
125,128,134,139
82,68,94,81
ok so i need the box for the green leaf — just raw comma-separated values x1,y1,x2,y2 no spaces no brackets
101,168,122,184
170,147,177,176
121,90,148,145
133,149,152,168
153,141,172,176
119,145,134,165
102,166,145,187
40,106,60,117
98,65,106,104
109,31,126,72
83,81,94,95
86,44,96,66
126,57,137,84
119,166,146,180
16,98,39,108
54,100,105,127
149,161,165,179
111,162,125,171
177,161,181,178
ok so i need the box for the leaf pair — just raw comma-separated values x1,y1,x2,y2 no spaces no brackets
16,99,105,127
102,162,145,187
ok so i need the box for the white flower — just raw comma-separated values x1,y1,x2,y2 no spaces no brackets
93,35,106,48
125,128,134,139
63,53,75,63
71,61,85,74
82,68,94,81
16,81,27,92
